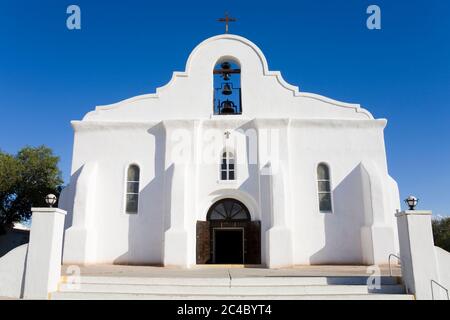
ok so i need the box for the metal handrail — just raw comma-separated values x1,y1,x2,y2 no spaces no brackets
388,253,409,295
388,254,402,277
431,280,449,300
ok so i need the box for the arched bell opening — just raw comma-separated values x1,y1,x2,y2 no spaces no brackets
213,59,242,115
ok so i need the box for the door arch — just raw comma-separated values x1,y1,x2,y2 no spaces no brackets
197,198,261,265
207,198,250,221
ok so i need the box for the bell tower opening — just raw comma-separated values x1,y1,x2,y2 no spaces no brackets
213,60,242,115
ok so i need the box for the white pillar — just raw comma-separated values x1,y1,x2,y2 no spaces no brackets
396,210,439,300
163,163,190,267
360,161,397,265
162,120,196,268
255,119,293,268
264,163,293,268
24,208,66,299
63,162,98,264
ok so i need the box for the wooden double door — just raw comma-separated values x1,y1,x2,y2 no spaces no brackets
196,220,261,264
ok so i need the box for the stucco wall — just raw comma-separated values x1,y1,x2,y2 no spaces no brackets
61,34,400,266
63,123,165,265
61,118,399,266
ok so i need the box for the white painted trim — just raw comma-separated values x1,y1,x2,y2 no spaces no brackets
395,210,432,217
71,119,387,132
71,121,160,132
31,208,67,215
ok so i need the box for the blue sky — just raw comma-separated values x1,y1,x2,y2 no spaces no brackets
0,0,449,216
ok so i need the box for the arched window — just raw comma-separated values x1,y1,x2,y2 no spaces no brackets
125,164,140,214
317,163,333,213
207,199,250,221
220,150,235,181
213,60,242,115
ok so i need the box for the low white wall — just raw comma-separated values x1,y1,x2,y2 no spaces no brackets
435,246,450,299
0,244,28,298
397,210,450,300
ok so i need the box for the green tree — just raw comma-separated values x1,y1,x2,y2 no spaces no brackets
0,146,63,233
432,217,450,252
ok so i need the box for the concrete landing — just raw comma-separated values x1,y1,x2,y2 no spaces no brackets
51,264,412,300
61,264,402,278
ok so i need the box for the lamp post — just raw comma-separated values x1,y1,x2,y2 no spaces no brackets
404,195,418,210
45,194,57,208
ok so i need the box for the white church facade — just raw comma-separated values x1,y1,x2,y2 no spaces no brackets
59,34,401,268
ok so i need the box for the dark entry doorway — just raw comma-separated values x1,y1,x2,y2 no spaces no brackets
196,198,261,265
214,229,243,264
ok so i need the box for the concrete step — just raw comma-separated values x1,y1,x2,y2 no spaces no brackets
231,276,400,286
58,282,406,295
54,274,410,300
54,265,409,300
50,291,415,300
60,275,400,286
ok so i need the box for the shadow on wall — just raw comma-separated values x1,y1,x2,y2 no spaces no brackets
114,123,166,265
310,164,366,265
58,166,83,261
60,166,83,231
259,162,272,266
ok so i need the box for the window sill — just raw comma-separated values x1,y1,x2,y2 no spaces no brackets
210,114,248,119
217,180,238,185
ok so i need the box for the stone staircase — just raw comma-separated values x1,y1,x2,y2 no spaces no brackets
50,273,414,300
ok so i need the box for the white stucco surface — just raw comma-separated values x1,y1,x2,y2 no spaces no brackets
0,244,27,298
434,246,450,299
60,34,400,267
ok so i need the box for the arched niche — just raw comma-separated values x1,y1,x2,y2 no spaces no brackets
213,58,242,115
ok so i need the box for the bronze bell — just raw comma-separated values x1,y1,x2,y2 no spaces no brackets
221,61,231,70
221,62,231,80
222,83,232,95
221,100,236,114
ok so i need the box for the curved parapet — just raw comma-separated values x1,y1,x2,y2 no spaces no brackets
81,34,373,122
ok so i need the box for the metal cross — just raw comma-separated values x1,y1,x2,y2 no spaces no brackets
217,12,237,34
224,131,231,139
